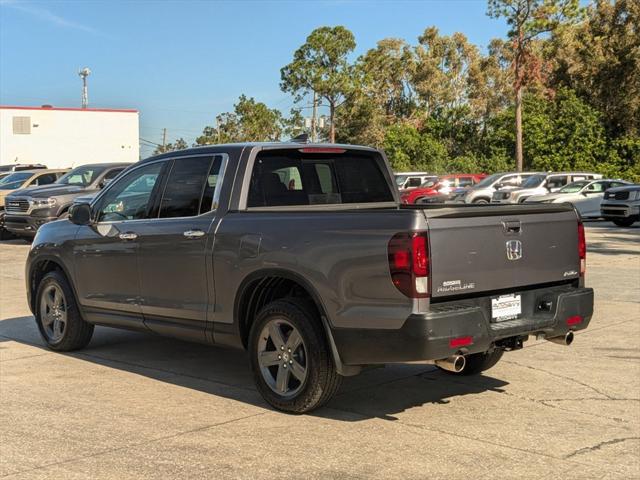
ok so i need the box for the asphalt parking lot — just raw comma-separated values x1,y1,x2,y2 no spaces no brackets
0,223,638,479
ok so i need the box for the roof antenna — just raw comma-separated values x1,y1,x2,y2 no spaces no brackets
290,133,309,143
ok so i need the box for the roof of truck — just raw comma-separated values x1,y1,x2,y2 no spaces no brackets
140,142,379,164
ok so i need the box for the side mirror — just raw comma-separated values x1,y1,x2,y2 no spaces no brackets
69,202,92,226
494,183,503,190
99,178,112,189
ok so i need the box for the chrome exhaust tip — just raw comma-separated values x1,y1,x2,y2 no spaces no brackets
546,331,574,346
435,355,466,373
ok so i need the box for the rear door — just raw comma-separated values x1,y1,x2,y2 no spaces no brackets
135,154,226,342
427,208,580,298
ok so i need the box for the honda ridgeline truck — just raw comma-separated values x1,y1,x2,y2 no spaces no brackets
26,143,593,413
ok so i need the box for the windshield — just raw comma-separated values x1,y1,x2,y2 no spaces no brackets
474,173,503,188
559,181,589,193
57,165,106,186
420,178,438,188
395,175,408,186
521,174,546,188
0,172,32,190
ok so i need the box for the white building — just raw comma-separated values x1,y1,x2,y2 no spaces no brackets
0,105,139,168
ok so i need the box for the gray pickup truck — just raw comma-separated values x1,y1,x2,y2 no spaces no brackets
26,143,593,413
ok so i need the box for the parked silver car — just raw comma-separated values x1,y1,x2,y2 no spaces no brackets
525,179,630,218
492,172,602,204
455,172,539,204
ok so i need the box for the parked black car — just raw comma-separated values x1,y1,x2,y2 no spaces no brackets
4,163,130,237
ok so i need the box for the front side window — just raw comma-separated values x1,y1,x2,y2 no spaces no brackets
585,182,605,192
97,162,162,222
159,156,220,218
559,181,589,193
522,175,546,188
32,173,58,186
247,149,394,207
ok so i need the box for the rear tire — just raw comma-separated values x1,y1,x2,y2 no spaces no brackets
248,299,342,413
35,271,94,351
439,349,504,376
613,218,635,227
473,198,490,204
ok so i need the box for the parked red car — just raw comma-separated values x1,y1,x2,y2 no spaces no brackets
401,173,487,204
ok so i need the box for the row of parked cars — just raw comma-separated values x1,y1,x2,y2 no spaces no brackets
396,171,640,227
0,163,130,239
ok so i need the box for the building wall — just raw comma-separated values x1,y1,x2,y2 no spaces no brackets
0,106,139,168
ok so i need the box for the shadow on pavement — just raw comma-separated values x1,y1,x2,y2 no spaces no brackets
0,315,509,421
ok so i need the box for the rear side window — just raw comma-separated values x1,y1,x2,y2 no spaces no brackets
406,177,422,188
159,156,222,218
247,149,394,207
548,176,569,189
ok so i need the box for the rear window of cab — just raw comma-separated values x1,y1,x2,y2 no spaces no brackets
247,149,394,207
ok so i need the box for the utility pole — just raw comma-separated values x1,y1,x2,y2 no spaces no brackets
162,128,167,152
311,91,318,143
216,117,221,144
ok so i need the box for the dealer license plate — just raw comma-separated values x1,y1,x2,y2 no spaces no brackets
491,294,521,321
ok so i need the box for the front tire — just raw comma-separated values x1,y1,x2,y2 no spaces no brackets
35,271,94,351
613,217,636,227
249,299,341,413
439,349,504,376
473,198,490,204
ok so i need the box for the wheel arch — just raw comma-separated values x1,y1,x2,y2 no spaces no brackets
28,256,76,314
234,268,359,376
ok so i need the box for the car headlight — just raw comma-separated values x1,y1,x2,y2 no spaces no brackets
29,198,57,209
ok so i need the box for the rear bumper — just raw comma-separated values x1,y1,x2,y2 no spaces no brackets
333,285,593,365
4,214,56,236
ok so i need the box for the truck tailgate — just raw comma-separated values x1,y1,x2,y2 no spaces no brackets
425,206,580,298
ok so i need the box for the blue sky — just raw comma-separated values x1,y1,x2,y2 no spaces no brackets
0,0,509,157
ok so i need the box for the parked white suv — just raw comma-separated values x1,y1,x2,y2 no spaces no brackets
395,172,435,190
492,172,602,204
454,172,538,204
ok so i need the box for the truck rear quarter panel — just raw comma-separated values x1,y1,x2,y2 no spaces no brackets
213,209,424,331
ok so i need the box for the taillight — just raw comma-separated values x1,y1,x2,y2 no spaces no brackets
388,232,430,298
578,221,586,276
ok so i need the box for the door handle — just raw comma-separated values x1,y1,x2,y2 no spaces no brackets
183,229,205,238
118,232,138,241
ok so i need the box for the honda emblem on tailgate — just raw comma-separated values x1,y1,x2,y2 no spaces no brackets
506,239,523,260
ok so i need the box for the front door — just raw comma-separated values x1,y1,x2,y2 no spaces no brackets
136,154,225,342
72,161,165,329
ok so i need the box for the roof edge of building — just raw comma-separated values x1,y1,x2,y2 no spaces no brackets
0,105,138,113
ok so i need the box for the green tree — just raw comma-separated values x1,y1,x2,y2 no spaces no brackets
551,0,640,138
153,137,189,155
412,27,481,115
382,123,449,173
488,0,582,171
485,88,608,172
196,95,284,145
280,26,356,143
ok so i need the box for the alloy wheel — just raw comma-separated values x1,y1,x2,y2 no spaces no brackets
257,318,308,398
40,284,67,342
